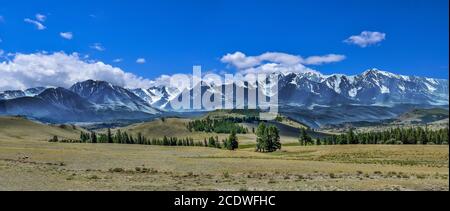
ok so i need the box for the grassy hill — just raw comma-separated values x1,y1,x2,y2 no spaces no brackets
0,109,326,145
0,116,85,141
321,108,449,133
205,109,261,119
205,110,308,128
394,108,449,125
103,117,328,145
103,118,258,144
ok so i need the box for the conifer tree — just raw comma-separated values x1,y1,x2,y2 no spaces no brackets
256,123,281,152
91,132,97,143
228,130,239,150
116,130,123,144
208,136,216,148
107,128,113,143
299,128,312,146
267,125,281,152
256,123,267,152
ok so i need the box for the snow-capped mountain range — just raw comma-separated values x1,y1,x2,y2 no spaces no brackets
0,87,47,100
0,80,159,123
130,86,180,110
276,68,448,107
0,69,448,125
70,80,158,114
127,68,448,110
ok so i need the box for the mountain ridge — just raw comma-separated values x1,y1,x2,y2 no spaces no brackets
0,69,448,126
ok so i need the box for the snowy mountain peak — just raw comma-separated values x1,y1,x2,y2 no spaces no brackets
361,68,407,80
0,87,46,100
70,80,159,114
160,69,448,110
1,69,448,115
362,68,387,76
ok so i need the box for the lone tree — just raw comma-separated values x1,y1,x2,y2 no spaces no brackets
225,130,239,150
256,123,281,152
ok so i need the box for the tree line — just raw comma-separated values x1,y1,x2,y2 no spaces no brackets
299,127,449,146
51,128,240,150
187,117,249,134
202,131,239,150
52,123,283,153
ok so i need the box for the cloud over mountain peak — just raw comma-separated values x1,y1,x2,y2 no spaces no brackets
221,51,346,74
0,52,152,91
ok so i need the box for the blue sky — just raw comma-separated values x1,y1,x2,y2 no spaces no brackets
0,0,448,81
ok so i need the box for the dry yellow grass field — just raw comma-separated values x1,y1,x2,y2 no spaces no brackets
0,117,448,191
0,138,447,191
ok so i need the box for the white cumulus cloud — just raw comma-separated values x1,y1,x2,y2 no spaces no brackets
221,52,260,69
344,31,386,47
90,43,105,51
302,54,347,65
60,32,73,40
0,52,154,91
136,58,146,64
24,18,46,30
36,13,47,22
221,52,304,69
221,51,345,74
241,63,317,75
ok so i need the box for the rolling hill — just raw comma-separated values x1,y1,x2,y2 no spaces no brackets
101,109,331,145
394,108,449,125
103,118,258,144
0,116,85,141
321,108,449,133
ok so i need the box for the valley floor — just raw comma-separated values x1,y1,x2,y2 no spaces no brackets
0,139,448,191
